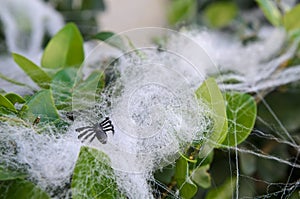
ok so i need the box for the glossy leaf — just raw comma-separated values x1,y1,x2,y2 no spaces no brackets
0,166,26,181
24,90,60,122
41,23,84,69
81,71,105,91
4,93,25,105
93,31,114,40
0,94,17,113
73,71,105,110
175,157,198,199
81,0,105,10
222,92,256,146
167,0,196,25
12,53,51,89
284,4,300,33
204,2,237,28
289,190,300,199
205,177,236,199
195,78,228,147
191,165,211,189
154,165,175,185
175,157,188,183
198,144,214,166
256,0,282,26
51,68,78,110
0,180,49,199
93,31,126,51
71,147,123,199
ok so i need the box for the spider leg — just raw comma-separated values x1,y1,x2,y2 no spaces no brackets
102,126,114,130
78,129,93,140
75,126,93,132
88,134,96,143
102,123,112,130
100,117,110,126
81,131,95,143
102,121,113,128
102,127,114,135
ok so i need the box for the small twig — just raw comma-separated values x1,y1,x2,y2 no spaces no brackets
161,179,177,199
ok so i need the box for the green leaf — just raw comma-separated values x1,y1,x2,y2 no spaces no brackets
175,157,198,199
204,2,237,28
71,146,124,199
0,166,27,181
195,78,228,147
24,90,60,122
73,71,105,110
4,93,25,105
256,0,282,26
82,71,105,91
12,53,51,89
41,23,84,69
154,165,175,185
167,0,197,25
198,145,214,166
178,180,197,199
0,94,17,113
222,92,257,146
0,179,49,199
93,31,126,51
93,31,114,40
175,157,188,182
205,177,236,199
81,0,105,10
289,190,300,199
51,68,78,110
284,4,300,33
191,165,211,189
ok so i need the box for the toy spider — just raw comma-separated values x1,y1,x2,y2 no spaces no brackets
75,117,114,144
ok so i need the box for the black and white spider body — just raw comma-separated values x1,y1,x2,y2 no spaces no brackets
75,117,114,144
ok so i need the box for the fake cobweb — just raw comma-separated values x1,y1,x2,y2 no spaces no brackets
1,27,300,199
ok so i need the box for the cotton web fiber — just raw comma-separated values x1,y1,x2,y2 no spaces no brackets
72,28,218,198
183,27,300,198
2,27,300,198
185,27,300,93
79,27,300,198
0,122,80,198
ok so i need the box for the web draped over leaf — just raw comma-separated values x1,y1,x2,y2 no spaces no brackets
1,25,300,199
71,28,300,198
